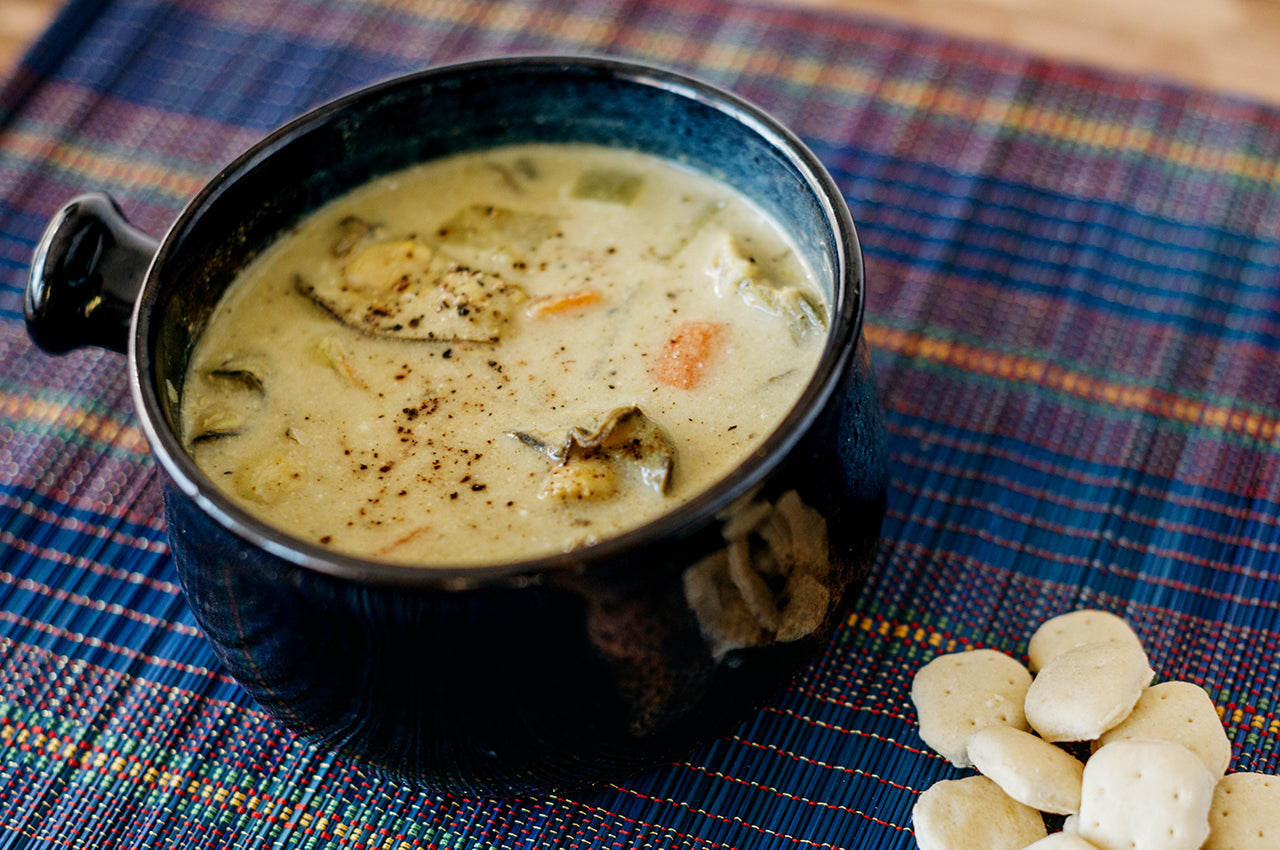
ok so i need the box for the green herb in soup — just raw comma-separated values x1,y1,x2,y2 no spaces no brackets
180,143,828,565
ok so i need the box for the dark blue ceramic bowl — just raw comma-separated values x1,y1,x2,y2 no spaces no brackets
25,56,886,794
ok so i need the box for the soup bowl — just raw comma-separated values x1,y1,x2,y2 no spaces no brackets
24,56,887,794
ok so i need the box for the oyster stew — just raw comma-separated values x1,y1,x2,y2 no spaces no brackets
180,143,828,565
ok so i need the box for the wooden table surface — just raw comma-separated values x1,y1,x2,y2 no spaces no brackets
3,0,1280,105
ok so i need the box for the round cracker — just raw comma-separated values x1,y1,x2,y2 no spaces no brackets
1022,834,1099,850
1202,772,1280,850
912,775,1048,850
1094,680,1231,777
1077,740,1215,850
1024,640,1154,742
911,649,1033,766
968,725,1085,815
1027,609,1145,673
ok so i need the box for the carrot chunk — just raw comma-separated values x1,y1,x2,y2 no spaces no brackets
650,321,726,390
524,288,603,318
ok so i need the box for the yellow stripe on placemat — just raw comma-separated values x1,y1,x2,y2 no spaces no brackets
1,390,150,456
3,131,205,202
867,322,1280,444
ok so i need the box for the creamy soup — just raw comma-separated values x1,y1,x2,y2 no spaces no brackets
180,143,828,565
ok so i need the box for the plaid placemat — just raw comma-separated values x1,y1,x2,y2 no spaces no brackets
4,0,1280,847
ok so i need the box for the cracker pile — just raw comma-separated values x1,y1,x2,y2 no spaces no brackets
909,609,1278,850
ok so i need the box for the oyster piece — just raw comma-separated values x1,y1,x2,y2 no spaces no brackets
187,408,247,444
511,405,674,499
740,283,825,343
297,239,527,342
707,231,827,343
207,367,264,393
183,361,267,445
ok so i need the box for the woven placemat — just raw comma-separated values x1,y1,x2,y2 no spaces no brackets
3,0,1280,847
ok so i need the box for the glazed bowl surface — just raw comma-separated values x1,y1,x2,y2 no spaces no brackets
25,56,887,794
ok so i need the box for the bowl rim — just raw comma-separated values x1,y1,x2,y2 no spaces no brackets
129,54,866,589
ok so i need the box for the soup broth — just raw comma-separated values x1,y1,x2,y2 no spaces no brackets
181,143,828,565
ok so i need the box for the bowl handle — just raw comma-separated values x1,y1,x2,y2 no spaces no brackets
25,193,160,355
